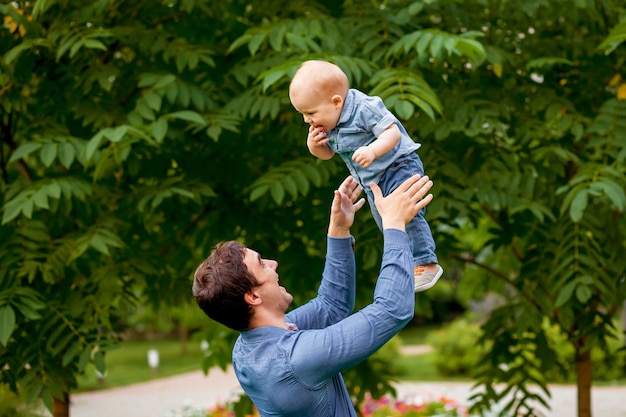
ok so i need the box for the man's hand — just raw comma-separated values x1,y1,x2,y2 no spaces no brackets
371,175,433,231
328,176,365,238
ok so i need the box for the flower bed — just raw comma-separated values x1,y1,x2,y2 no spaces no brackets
167,392,475,417
360,393,470,416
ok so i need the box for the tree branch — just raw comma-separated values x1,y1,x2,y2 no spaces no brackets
450,252,546,312
158,201,213,256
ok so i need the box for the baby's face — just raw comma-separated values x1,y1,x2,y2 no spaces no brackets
290,89,343,133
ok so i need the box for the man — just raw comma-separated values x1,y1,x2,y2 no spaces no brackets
193,174,434,416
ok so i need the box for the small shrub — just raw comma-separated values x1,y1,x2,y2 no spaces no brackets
427,317,626,382
542,320,625,382
0,385,44,417
426,318,487,377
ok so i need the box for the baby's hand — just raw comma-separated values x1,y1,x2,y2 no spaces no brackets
352,146,376,168
307,125,329,148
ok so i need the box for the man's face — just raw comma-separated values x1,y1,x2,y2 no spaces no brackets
290,88,343,133
243,248,293,312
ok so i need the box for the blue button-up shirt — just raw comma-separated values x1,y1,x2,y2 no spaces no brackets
232,229,415,416
327,89,420,186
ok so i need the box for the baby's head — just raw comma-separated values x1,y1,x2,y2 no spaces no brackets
289,60,349,131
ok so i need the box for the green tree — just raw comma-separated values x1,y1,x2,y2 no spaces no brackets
1,1,625,417
227,2,626,416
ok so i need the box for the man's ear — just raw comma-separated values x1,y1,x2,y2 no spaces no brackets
244,290,262,306
331,94,343,108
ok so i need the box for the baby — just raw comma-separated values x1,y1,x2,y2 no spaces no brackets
289,60,442,292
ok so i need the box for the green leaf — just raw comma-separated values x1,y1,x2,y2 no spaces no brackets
165,110,206,125
33,187,50,209
22,198,34,219
176,51,187,73
0,305,16,346
250,185,269,202
301,164,322,187
429,32,445,59
598,19,626,55
145,92,162,112
569,189,588,222
270,182,284,204
408,2,424,15
154,74,177,89
292,170,309,195
595,179,626,210
51,332,73,355
2,198,22,224
90,235,110,255
86,131,105,161
32,0,57,18
58,141,76,169
152,118,168,142
394,100,415,120
83,39,107,51
576,285,593,304
262,69,287,92
56,32,79,61
47,181,62,199
526,57,574,71
106,126,128,143
136,100,155,121
249,33,266,55
78,346,92,372
9,143,42,162
69,38,86,58
62,342,81,366
282,176,298,198
269,25,286,51
206,125,222,141
40,143,58,167
13,302,42,320
94,350,107,374
3,43,30,65
555,280,576,307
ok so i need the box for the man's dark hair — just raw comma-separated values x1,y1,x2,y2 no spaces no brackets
192,241,259,331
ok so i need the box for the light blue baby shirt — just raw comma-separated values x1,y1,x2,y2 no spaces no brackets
327,89,421,186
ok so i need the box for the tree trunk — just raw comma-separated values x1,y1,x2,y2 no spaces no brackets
53,391,70,417
623,300,626,374
575,339,592,417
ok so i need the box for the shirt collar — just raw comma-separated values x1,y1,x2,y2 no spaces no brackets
337,89,356,126
240,323,298,342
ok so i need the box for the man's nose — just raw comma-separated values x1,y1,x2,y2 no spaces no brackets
303,114,311,124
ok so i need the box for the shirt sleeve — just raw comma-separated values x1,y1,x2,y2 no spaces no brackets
285,235,356,330
357,95,398,138
289,229,415,387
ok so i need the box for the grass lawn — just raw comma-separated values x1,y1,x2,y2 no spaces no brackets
76,338,206,392
396,324,442,346
74,327,444,392
75,327,446,392
395,351,470,382
77,327,625,392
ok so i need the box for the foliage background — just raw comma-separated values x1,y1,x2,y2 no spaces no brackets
1,0,625,416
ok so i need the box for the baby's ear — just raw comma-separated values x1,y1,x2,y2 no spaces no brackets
331,94,344,107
